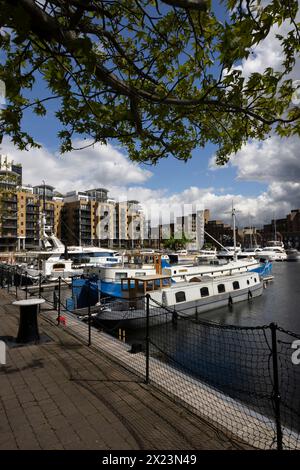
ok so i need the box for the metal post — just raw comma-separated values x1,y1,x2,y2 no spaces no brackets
39,273,42,299
145,293,150,384
270,323,283,450
88,280,91,346
25,271,28,299
57,276,61,324
15,268,18,300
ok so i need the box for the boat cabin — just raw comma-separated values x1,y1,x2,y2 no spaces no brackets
121,274,172,298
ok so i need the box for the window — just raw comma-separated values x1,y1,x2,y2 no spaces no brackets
200,287,209,297
254,277,257,282
247,280,250,285
217,284,225,293
115,272,128,280
175,291,186,303
233,281,240,290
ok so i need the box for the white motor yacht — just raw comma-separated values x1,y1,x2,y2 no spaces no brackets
256,241,287,261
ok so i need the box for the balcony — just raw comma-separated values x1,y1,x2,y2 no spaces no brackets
0,239,17,245
26,211,38,216
3,205,17,211
1,232,17,237
2,214,18,220
1,197,17,203
2,223,17,231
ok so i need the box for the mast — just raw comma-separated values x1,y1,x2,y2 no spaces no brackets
232,202,237,261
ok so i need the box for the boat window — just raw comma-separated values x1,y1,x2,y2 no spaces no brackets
217,284,225,293
115,272,128,280
254,277,257,282
88,252,115,257
233,281,240,290
247,280,250,285
135,272,146,276
200,287,209,297
175,291,186,303
52,263,65,270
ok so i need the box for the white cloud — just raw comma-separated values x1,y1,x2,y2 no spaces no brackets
0,138,152,193
235,6,300,82
230,135,300,183
105,184,298,227
1,135,299,228
207,133,300,225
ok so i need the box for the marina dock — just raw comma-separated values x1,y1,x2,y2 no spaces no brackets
0,289,242,450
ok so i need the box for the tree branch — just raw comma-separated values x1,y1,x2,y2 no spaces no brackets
161,0,207,11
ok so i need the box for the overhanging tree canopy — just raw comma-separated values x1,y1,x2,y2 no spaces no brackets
0,0,299,163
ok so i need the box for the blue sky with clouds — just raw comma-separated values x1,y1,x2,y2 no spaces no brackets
1,2,299,227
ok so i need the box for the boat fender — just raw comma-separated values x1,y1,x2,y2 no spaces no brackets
130,343,143,354
228,295,233,306
248,290,253,300
172,310,178,325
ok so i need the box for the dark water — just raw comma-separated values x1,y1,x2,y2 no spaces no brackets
125,262,300,440
126,262,300,339
198,262,300,334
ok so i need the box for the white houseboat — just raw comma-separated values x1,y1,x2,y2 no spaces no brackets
93,271,263,328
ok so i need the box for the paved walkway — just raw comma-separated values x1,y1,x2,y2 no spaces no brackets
0,290,247,450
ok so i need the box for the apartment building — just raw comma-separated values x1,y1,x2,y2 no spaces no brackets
62,188,116,247
0,156,63,251
204,219,235,247
176,209,210,250
258,209,300,248
113,200,144,248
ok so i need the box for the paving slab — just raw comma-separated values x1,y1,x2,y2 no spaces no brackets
0,289,247,450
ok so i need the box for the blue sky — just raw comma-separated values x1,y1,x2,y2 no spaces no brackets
1,2,299,227
17,74,269,201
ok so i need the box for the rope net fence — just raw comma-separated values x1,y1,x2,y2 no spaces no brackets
1,263,300,450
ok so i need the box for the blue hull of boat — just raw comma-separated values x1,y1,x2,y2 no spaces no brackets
66,261,272,310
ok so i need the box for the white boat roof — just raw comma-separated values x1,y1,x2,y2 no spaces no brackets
125,274,172,282
165,271,259,289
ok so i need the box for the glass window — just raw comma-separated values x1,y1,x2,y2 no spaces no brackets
217,284,225,293
175,291,186,303
247,280,250,285
233,281,240,290
115,272,128,280
200,287,209,297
